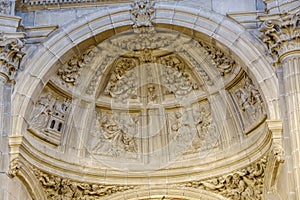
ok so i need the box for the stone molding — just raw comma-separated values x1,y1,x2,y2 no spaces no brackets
264,121,284,196
260,12,300,63
8,153,268,200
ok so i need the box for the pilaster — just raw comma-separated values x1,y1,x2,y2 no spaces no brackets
261,11,300,199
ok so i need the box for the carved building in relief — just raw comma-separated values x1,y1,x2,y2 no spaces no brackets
1,0,299,200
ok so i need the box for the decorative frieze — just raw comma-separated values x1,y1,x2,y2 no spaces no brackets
32,168,137,199
260,12,300,62
231,74,266,133
0,35,25,82
199,41,236,76
182,156,267,200
131,0,155,29
57,46,96,87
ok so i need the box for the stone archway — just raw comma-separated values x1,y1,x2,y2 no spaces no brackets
9,2,281,200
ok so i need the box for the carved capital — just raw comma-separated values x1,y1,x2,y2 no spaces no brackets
0,35,25,83
131,0,155,29
260,12,300,63
8,158,21,178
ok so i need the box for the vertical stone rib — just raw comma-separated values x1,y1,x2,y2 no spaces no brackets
260,12,300,198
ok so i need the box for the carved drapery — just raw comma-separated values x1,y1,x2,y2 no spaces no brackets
0,35,25,82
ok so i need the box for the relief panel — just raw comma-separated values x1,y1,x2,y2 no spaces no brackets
229,74,266,134
28,86,71,146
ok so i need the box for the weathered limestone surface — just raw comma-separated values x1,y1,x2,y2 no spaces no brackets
0,0,299,200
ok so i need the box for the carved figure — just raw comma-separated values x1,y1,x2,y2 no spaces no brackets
91,112,138,156
33,168,135,199
184,157,267,200
31,93,53,128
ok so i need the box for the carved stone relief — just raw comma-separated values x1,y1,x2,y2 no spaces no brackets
57,46,96,87
260,12,300,62
159,54,200,96
231,74,265,133
0,35,25,82
181,156,267,200
199,41,236,76
86,54,115,95
32,167,137,199
100,53,201,102
29,90,71,145
0,0,11,15
89,110,139,158
131,0,155,29
190,101,219,152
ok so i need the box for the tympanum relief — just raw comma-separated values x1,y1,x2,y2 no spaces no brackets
29,89,71,145
230,74,266,133
57,46,96,87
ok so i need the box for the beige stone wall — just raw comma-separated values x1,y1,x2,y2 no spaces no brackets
0,0,299,199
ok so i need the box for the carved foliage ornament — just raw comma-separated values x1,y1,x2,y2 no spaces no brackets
32,168,136,199
260,12,300,62
183,157,267,200
58,46,96,87
199,41,236,76
131,0,155,29
0,0,11,15
0,36,25,82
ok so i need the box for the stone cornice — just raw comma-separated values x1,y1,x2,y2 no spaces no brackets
260,12,300,63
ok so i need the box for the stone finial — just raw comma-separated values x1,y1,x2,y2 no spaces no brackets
260,12,300,63
131,0,155,29
0,35,25,83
